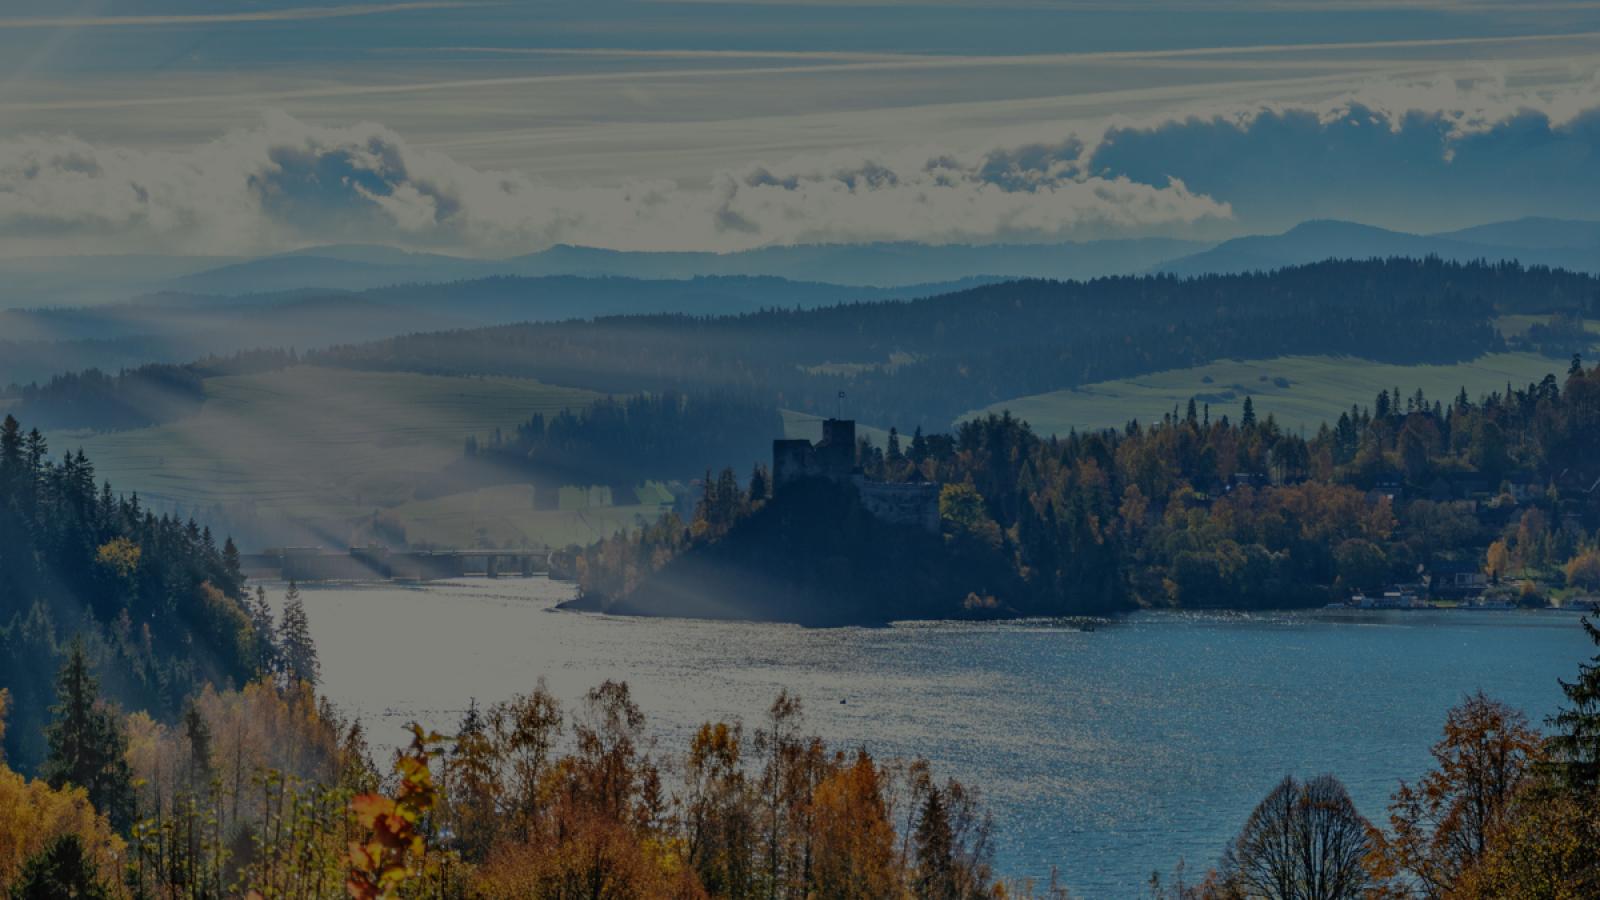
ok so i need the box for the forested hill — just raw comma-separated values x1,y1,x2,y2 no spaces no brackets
311,258,1596,429
0,414,261,770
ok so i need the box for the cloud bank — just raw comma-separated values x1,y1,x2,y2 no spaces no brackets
3,77,1599,256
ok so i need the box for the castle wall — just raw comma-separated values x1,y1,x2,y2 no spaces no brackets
852,476,942,533
774,421,941,533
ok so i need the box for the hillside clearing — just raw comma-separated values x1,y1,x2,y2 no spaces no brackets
970,351,1589,437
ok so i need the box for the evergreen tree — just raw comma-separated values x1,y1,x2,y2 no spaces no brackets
914,787,958,900
248,586,280,678
909,426,929,464
1241,396,1257,428
182,702,213,789
1549,616,1600,792
222,536,242,583
278,582,320,688
9,834,110,900
0,415,22,496
887,427,903,463
749,464,770,503
42,642,135,832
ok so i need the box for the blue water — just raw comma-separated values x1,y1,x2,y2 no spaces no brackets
288,578,1596,897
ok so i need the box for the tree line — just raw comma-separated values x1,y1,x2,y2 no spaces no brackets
0,414,272,771
4,364,205,431
0,653,1019,899
421,391,782,503
2,600,1595,897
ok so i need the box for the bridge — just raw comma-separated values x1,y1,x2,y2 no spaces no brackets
240,546,552,583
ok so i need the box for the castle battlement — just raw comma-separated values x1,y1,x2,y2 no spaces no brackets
773,419,940,532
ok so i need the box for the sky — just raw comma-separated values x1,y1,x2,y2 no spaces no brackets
2,0,1600,257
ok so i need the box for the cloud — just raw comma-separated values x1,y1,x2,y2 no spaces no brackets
0,3,487,30
0,111,1229,255
1082,76,1600,233
3,74,1600,256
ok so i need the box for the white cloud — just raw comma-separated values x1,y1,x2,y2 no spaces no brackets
0,111,1230,255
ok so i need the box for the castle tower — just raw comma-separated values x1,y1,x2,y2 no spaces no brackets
817,418,856,478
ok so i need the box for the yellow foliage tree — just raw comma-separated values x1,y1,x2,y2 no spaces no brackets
0,765,125,894
1486,539,1512,582
809,750,903,900
1564,549,1600,592
94,537,141,580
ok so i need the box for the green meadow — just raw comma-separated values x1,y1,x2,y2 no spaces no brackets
971,351,1587,438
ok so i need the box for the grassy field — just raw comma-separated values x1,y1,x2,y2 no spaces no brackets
55,366,604,547
968,351,1588,438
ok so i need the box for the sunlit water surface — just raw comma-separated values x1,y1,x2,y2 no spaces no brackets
286,577,1594,896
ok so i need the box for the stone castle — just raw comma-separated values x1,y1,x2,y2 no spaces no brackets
773,418,941,533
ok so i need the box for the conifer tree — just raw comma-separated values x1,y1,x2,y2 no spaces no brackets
10,834,111,900
914,786,958,899
42,642,135,832
277,582,320,688
1241,396,1257,428
248,586,280,678
909,426,928,464
1550,616,1600,792
221,536,242,582
182,702,213,789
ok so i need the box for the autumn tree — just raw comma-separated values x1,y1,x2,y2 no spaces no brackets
1563,550,1600,592
444,700,503,861
810,750,900,899
683,721,756,896
1218,774,1373,900
487,681,563,842
1373,692,1544,897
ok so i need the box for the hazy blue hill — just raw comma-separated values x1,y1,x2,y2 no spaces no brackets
166,254,474,295
1433,216,1600,251
1159,219,1600,276
0,273,990,385
511,238,1210,286
0,254,247,308
145,237,1211,298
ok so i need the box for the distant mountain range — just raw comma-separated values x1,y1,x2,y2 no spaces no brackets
3,215,1597,386
5,217,1596,311
0,274,990,385
162,237,1210,297
1158,218,1600,277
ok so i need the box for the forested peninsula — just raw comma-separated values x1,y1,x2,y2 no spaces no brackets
572,360,1600,624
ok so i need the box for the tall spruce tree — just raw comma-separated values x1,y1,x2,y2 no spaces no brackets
914,787,958,900
248,586,280,678
277,582,320,688
42,642,135,832
9,834,111,900
1550,616,1600,792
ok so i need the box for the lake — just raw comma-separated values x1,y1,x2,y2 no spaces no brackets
287,576,1596,897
